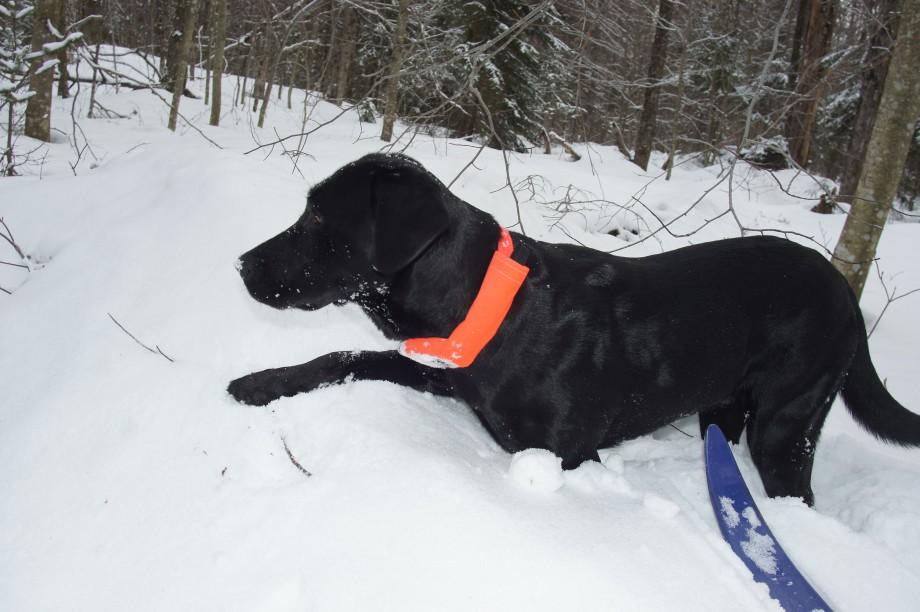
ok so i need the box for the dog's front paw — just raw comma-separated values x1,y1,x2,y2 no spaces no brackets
227,372,282,406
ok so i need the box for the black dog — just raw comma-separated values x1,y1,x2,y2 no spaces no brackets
229,153,920,505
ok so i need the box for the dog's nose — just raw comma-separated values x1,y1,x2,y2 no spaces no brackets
237,255,262,286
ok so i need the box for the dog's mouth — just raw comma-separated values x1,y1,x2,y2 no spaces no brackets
284,296,348,311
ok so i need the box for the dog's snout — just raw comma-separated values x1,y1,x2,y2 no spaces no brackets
237,254,263,286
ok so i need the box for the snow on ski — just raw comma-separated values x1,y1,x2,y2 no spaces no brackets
704,424,832,612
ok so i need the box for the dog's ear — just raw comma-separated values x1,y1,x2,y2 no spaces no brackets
370,167,449,275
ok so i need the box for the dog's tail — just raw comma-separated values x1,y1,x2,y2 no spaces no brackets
840,290,920,446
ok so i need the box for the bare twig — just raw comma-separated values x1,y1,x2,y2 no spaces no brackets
471,86,526,236
123,142,150,156
0,217,27,262
272,128,305,179
145,87,223,150
447,140,487,189
0,260,29,269
868,262,920,338
281,436,312,477
107,313,175,362
246,100,352,154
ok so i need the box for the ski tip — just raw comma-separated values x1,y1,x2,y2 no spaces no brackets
704,424,729,467
704,423,725,442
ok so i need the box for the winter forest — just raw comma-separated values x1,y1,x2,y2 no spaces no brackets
3,0,920,294
2,0,920,610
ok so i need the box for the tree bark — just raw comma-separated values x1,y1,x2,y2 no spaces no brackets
303,19,317,92
163,0,197,91
153,0,169,70
334,4,357,103
209,0,228,126
167,0,200,131
87,42,101,118
784,0,836,168
239,42,253,106
666,33,688,181
632,0,674,171
257,35,278,128
202,2,211,106
320,2,340,98
832,0,920,299
380,0,410,142
25,0,62,142
251,37,268,112
787,0,808,93
54,0,69,98
837,0,900,203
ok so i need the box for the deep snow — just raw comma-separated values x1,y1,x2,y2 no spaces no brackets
2,51,920,611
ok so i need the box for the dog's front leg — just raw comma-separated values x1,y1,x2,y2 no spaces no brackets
227,350,453,406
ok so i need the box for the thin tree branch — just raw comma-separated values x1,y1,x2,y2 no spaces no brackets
281,436,312,477
868,262,920,338
107,313,175,362
0,217,27,262
447,140,487,189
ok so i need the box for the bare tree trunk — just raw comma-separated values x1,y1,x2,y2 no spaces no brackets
784,0,836,168
146,0,157,65
837,0,900,203
832,0,920,299
108,1,121,93
320,2,340,99
4,103,15,175
251,35,269,112
632,0,674,171
168,0,200,131
155,0,170,73
203,3,211,107
567,1,594,139
666,34,689,181
380,0,410,142
54,0,69,98
87,43,101,118
163,0,196,91
787,0,808,93
304,13,319,92
209,0,227,126
257,37,278,128
25,0,60,142
334,4,357,103
239,43,252,107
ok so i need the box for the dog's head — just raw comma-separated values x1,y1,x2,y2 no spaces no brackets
237,154,450,310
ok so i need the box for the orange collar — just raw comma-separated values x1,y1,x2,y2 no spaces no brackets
398,227,530,368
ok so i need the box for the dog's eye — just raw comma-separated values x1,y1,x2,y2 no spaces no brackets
312,213,323,226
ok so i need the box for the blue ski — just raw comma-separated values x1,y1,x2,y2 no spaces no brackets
704,424,832,612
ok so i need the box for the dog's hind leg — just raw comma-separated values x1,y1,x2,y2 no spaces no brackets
228,350,453,406
744,387,837,507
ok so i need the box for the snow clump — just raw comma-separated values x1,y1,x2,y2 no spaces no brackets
508,448,565,492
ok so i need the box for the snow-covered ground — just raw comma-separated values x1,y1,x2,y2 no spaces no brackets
2,51,920,611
